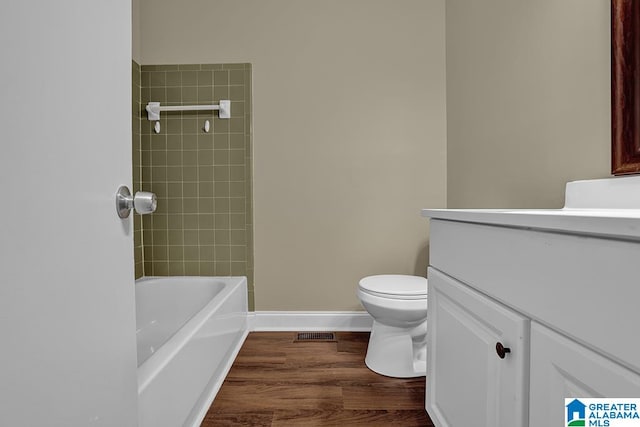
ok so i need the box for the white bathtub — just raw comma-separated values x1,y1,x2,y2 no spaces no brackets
136,276,248,427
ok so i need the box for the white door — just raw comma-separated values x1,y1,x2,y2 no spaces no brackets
0,2,138,426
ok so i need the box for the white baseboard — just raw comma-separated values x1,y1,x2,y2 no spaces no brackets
248,311,373,332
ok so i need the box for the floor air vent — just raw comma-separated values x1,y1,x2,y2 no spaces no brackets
294,332,336,342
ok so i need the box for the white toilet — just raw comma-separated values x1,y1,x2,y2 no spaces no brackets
357,274,428,378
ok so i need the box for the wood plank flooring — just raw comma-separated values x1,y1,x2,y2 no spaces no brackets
201,332,434,426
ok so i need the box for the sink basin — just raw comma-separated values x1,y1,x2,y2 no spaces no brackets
564,175,640,209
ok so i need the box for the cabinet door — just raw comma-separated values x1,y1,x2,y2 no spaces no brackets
426,268,529,427
529,322,640,426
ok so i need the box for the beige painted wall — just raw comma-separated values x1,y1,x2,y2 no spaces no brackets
137,0,447,310
132,0,141,62
446,0,611,209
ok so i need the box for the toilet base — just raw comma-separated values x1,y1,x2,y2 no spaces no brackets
364,320,427,378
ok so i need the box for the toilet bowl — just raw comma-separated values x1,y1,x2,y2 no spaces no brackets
357,274,427,378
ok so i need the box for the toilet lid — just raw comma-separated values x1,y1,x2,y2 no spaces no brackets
358,275,427,298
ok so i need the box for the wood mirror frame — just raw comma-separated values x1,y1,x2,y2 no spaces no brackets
612,0,640,174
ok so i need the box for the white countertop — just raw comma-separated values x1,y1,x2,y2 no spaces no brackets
422,176,640,239
421,208,640,240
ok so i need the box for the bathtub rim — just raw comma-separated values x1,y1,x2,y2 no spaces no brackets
136,275,247,394
135,276,227,367
183,327,249,427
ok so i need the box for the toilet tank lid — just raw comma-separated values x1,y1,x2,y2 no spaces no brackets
358,274,427,297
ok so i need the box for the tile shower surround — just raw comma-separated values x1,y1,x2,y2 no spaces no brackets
133,61,143,278
132,62,254,309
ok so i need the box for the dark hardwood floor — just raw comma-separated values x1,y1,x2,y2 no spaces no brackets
202,332,434,426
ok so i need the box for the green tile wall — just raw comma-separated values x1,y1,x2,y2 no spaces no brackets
133,62,254,310
133,61,143,279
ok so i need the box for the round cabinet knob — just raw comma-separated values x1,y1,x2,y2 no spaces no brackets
496,342,511,359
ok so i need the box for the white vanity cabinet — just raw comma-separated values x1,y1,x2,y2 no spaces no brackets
529,322,640,427
423,176,640,427
427,268,529,427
